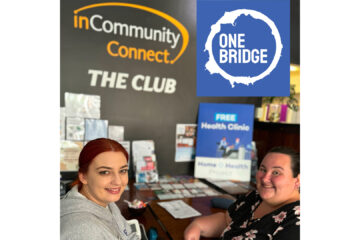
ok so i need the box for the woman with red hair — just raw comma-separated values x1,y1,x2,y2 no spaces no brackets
60,138,139,240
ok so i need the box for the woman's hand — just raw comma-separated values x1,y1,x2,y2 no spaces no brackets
184,221,201,240
183,212,230,239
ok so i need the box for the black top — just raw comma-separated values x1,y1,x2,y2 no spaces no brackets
220,190,300,240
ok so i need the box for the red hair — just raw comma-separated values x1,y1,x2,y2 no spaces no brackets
71,138,129,191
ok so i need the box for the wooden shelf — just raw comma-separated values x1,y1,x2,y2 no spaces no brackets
254,120,299,126
253,120,300,162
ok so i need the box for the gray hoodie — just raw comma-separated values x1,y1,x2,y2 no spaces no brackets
61,186,140,240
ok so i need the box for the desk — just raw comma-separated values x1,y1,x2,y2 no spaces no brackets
149,195,234,240
116,180,237,240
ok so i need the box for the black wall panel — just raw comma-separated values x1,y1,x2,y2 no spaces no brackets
60,0,298,178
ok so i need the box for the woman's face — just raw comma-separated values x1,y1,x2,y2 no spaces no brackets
79,151,128,207
256,153,300,206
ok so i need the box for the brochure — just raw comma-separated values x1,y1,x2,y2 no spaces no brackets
65,92,101,119
175,124,197,162
60,140,83,171
84,119,108,141
132,140,159,183
66,117,85,141
108,125,124,141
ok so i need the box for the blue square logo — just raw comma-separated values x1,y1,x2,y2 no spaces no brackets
197,0,290,96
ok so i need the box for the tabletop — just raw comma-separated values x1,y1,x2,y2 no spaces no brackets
149,195,234,240
116,179,240,240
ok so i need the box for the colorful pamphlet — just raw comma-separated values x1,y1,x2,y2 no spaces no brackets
132,140,159,183
175,124,197,162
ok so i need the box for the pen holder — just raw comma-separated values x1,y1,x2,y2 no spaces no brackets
125,199,148,215
128,205,147,215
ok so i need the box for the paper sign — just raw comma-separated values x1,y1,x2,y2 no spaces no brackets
157,200,202,219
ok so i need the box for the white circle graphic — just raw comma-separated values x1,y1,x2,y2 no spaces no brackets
204,9,283,87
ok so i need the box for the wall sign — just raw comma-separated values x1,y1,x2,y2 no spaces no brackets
63,1,190,95
61,0,262,177
195,103,254,181
197,0,290,96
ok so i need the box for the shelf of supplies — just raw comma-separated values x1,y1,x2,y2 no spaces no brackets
254,120,300,127
253,120,300,161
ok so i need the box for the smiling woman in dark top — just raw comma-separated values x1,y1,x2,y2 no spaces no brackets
184,147,300,240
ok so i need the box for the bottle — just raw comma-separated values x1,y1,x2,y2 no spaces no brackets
250,142,258,183
238,145,246,160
